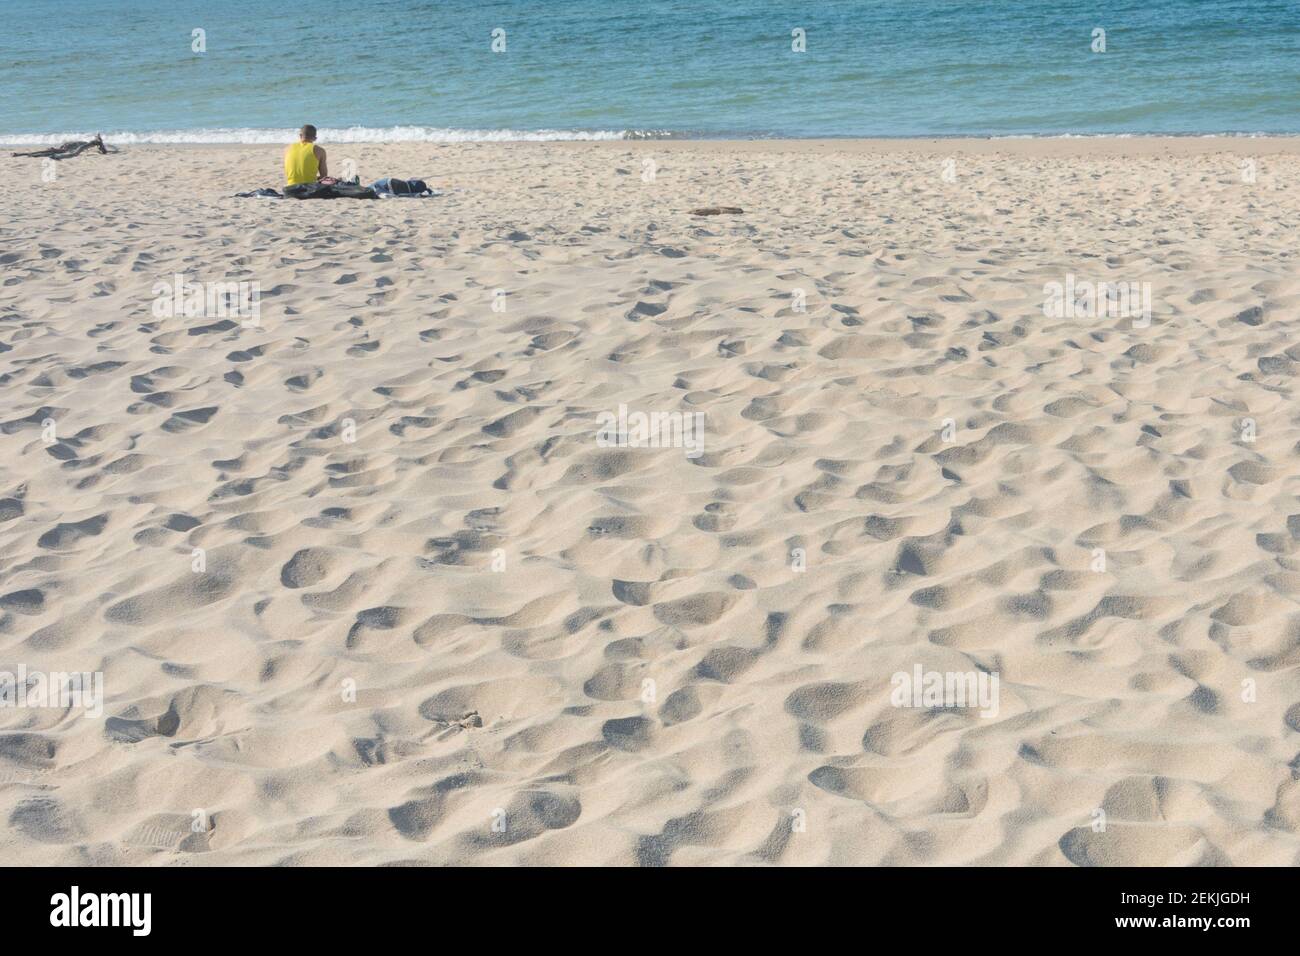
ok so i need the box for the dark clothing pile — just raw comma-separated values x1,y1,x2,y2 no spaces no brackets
370,177,433,197
286,181,379,199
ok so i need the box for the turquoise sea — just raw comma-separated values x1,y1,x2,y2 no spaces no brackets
1,0,1296,142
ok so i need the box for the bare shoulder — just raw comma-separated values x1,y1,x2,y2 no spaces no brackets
314,144,327,157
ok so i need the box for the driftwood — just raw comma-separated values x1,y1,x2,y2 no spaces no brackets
690,206,744,216
12,134,108,160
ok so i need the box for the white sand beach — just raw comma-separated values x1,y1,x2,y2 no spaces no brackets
1,138,1298,865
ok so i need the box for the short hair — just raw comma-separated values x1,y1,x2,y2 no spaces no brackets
300,125,317,141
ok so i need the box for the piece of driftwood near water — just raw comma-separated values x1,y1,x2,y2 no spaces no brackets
11,134,109,160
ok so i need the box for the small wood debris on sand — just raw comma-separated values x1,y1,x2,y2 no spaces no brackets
12,134,109,160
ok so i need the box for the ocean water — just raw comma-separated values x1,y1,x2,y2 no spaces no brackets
1,0,1296,142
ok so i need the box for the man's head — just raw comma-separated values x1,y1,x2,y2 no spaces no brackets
299,125,317,143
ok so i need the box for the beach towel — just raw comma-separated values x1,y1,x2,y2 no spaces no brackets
235,178,436,200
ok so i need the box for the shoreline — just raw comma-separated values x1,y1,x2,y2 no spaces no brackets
10,136,1300,158
6,130,1300,144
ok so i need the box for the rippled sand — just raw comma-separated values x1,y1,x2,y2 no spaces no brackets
1,138,1298,865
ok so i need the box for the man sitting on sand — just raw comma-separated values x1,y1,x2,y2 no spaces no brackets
284,125,328,186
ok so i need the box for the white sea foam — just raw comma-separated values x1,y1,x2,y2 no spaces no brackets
0,126,670,145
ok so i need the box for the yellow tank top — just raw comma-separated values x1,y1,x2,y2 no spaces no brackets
284,141,319,185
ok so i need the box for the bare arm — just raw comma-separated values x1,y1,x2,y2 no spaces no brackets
315,145,328,179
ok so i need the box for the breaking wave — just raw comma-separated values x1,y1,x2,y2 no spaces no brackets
0,126,677,145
